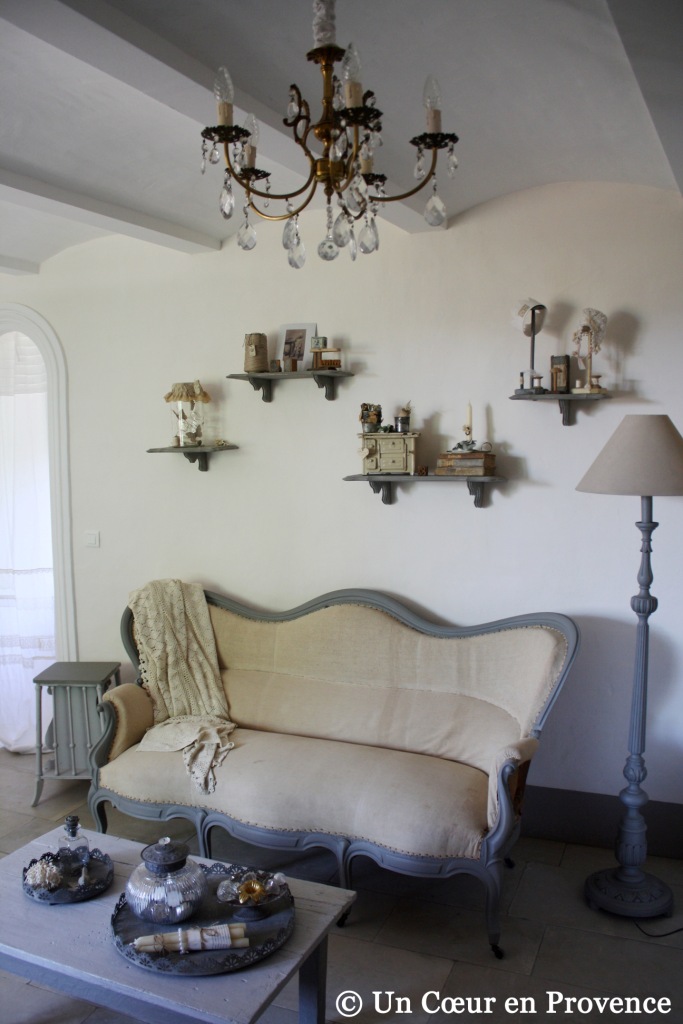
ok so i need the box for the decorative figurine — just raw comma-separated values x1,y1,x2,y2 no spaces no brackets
514,298,548,393
243,332,268,373
550,355,570,394
359,403,382,432
571,308,607,393
395,401,412,433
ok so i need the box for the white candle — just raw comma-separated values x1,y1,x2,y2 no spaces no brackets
465,402,472,434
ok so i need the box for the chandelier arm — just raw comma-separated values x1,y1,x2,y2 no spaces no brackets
246,180,320,222
223,144,318,204
369,147,439,206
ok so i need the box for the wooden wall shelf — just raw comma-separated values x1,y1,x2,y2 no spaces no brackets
147,443,238,472
509,391,611,425
227,370,354,402
344,474,503,508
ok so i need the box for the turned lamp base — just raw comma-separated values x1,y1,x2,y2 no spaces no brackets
585,868,673,919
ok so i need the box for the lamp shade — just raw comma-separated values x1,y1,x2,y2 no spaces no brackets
576,414,683,496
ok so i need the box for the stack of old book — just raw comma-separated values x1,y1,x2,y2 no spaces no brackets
435,449,496,476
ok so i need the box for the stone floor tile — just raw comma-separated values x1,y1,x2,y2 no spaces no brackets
0,973,93,1023
440,960,666,1024
514,835,566,866
510,860,683,948
376,895,544,974
533,924,683,1004
324,933,454,1024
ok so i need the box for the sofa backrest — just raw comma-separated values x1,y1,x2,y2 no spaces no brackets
206,595,576,774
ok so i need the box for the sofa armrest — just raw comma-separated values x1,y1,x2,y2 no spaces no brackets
486,738,539,832
102,683,155,761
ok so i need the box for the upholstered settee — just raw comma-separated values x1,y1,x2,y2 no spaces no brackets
88,587,578,957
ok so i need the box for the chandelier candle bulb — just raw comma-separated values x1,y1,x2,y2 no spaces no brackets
423,75,442,133
243,114,259,167
213,66,234,126
342,42,363,107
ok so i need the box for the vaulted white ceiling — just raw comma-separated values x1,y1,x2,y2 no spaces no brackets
0,0,680,275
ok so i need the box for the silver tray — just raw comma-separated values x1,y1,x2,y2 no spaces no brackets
22,850,114,904
111,864,295,975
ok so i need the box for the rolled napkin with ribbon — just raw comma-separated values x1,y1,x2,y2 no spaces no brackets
133,922,249,954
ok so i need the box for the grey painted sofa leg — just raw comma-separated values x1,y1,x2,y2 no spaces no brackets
484,867,504,959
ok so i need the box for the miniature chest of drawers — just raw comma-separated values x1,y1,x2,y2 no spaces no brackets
359,432,420,474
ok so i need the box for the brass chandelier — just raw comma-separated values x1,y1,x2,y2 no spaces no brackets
200,0,458,267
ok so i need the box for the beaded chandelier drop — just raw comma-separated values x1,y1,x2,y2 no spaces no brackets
200,0,458,267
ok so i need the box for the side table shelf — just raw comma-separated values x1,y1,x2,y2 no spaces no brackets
344,474,503,508
509,392,611,425
228,370,354,402
147,443,238,472
32,661,121,806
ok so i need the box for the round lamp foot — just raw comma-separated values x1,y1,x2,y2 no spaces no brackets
585,868,673,919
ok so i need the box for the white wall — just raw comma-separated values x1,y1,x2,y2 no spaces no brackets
2,180,682,804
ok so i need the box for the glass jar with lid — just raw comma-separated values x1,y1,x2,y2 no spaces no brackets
58,815,90,871
125,837,208,923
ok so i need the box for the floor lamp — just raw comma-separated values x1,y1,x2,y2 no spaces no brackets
576,414,683,918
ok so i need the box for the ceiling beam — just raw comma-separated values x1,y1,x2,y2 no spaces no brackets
0,168,220,255
0,253,40,276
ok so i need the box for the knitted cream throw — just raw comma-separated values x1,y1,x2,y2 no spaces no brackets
129,579,235,793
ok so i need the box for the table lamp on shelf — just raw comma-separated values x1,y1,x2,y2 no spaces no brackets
576,413,683,918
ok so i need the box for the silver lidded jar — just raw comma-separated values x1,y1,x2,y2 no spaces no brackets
125,837,208,923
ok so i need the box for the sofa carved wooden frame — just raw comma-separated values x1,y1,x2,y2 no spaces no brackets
88,588,579,958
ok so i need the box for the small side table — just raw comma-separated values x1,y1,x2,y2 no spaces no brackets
32,661,121,806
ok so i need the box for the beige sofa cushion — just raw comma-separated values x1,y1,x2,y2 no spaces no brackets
100,728,489,860
209,603,567,769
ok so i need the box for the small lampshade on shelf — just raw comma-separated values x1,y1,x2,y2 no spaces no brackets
164,381,211,448
576,414,683,918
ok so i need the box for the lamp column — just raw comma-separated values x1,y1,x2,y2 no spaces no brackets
585,496,673,917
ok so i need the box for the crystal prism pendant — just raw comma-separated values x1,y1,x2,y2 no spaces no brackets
209,143,221,165
219,177,234,220
414,148,425,179
318,237,339,261
358,217,379,254
287,239,306,269
287,90,299,120
345,190,361,216
330,133,347,161
333,213,351,247
424,192,447,226
237,219,257,251
348,227,357,262
282,217,298,250
351,174,368,202
447,145,459,178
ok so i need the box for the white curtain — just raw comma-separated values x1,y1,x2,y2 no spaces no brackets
0,331,55,751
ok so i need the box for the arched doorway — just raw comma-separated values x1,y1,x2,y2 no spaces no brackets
0,305,76,750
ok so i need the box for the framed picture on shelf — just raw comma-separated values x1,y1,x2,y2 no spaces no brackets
278,323,317,370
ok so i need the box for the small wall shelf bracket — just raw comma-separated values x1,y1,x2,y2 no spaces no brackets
147,444,238,471
228,371,354,403
344,474,501,508
509,392,610,425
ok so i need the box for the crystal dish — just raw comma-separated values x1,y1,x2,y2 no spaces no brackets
22,850,114,904
112,863,295,975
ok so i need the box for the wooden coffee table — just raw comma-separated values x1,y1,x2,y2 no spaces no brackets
0,828,355,1024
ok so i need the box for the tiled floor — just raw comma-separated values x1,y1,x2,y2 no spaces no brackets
1,747,682,1023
